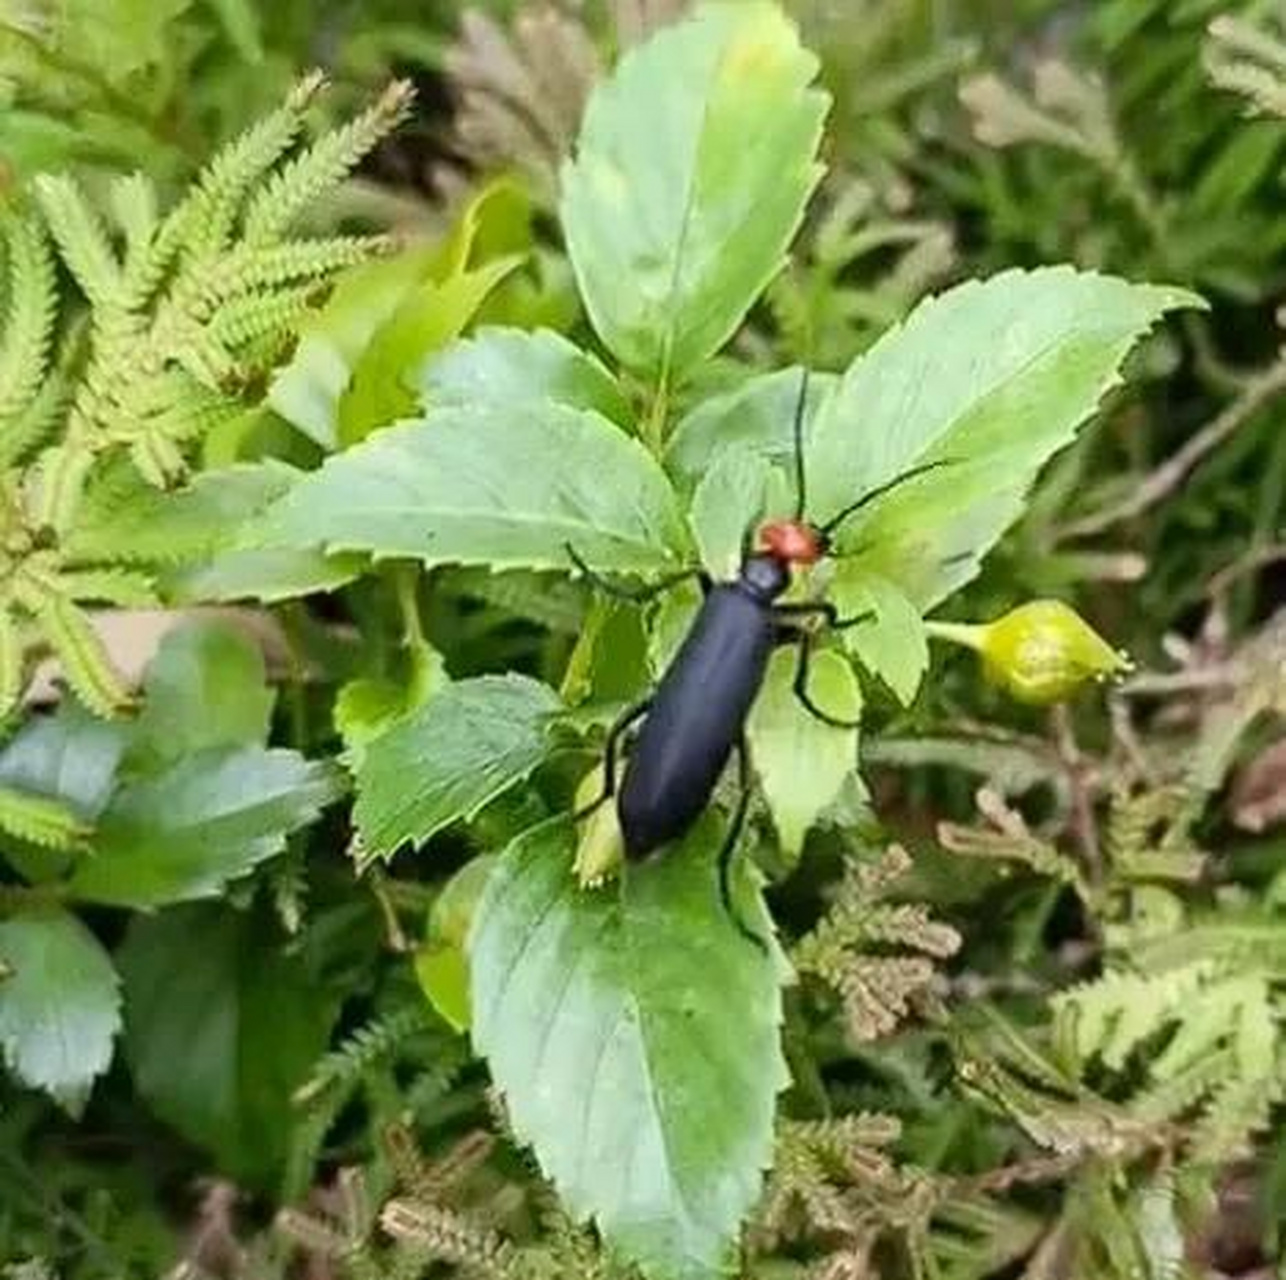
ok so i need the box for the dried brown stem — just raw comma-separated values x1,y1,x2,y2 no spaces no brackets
1060,353,1286,538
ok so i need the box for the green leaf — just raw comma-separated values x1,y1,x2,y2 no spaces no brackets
168,547,364,603
0,703,128,822
828,571,928,706
259,404,692,572
128,620,274,772
268,248,442,449
337,256,522,446
689,449,777,579
67,461,302,565
333,676,417,768
0,908,120,1113
354,676,561,862
418,326,632,427
807,268,1201,609
470,817,787,1280
747,648,859,857
665,366,835,497
270,179,535,449
55,0,191,82
415,947,470,1035
0,704,128,883
416,854,498,1031
118,904,338,1183
71,747,344,908
561,2,828,382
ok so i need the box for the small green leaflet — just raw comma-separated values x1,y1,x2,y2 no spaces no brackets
337,255,522,446
0,702,128,824
270,179,536,449
828,570,929,706
470,818,788,1280
417,325,632,427
354,675,561,862
71,747,344,908
665,365,835,497
688,450,777,579
258,403,693,573
268,247,443,449
0,908,120,1113
561,1,828,383
168,547,364,604
66,460,302,565
126,620,274,771
416,854,496,1032
747,647,860,857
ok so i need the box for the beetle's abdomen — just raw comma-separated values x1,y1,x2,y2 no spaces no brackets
618,585,775,858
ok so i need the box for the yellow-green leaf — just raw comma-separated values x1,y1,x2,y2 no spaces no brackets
561,2,828,381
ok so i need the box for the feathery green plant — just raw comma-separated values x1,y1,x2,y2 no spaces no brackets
0,75,410,718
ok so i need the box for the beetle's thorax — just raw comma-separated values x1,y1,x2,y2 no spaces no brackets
738,552,792,601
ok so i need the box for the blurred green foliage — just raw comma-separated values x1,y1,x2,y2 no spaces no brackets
4,3,1286,1279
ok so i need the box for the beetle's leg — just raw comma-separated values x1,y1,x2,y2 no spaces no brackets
773,600,874,631
572,697,652,820
718,736,768,953
565,542,701,604
790,632,863,729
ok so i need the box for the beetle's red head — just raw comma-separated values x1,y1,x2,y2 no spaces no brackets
758,519,825,567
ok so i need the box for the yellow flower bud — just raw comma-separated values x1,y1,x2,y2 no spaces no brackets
573,764,624,888
929,600,1130,706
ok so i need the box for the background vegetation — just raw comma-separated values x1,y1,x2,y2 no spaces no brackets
3,1,1286,1278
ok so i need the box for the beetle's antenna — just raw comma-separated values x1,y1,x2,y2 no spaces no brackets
819,458,954,540
791,368,809,522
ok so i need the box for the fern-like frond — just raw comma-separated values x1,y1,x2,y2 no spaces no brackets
31,175,121,308
938,788,1088,895
1207,15,1286,119
293,1004,439,1107
242,79,416,247
154,71,327,274
0,608,22,718
379,1200,513,1278
53,567,157,606
753,1112,917,1261
30,593,132,716
0,206,56,425
1104,784,1205,884
107,173,159,272
0,320,84,469
175,235,388,318
0,783,89,850
955,1043,1149,1159
1188,1071,1280,1163
794,846,960,1044
207,282,324,351
1052,962,1213,1073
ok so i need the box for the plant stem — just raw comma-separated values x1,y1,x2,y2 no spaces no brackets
0,881,71,912
391,561,437,695
644,373,670,455
923,619,984,650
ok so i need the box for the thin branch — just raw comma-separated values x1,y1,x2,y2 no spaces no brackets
1050,705,1102,885
1060,352,1286,538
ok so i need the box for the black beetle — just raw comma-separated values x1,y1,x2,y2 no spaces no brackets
569,375,944,943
